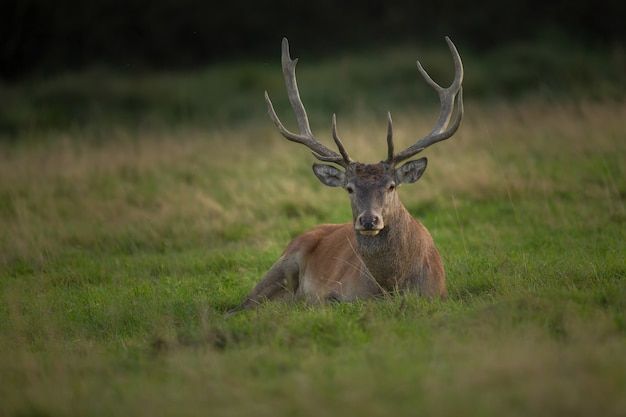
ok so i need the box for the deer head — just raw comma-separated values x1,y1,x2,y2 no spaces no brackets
265,38,464,237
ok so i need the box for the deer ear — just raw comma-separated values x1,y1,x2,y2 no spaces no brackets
395,158,428,184
312,163,345,187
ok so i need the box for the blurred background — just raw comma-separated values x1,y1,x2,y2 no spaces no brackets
0,0,624,138
1,3,625,416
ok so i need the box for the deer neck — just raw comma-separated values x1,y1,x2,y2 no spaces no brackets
355,203,418,289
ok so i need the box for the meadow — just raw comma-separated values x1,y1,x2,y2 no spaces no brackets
0,41,625,416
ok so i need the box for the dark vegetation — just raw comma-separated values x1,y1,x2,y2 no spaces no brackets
0,39,624,138
2,0,624,78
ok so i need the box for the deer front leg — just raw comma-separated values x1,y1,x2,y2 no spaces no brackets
233,255,300,312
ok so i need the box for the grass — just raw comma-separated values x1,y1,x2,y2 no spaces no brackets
0,45,625,416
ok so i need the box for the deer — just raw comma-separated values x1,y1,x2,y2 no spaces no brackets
234,37,463,311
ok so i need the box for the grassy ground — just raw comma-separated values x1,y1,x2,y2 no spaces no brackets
0,44,625,416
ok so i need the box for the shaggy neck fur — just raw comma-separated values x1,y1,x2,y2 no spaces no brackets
355,200,422,290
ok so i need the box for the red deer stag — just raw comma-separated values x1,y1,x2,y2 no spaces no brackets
236,37,463,310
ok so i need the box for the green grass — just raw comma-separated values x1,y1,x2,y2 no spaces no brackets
0,48,625,416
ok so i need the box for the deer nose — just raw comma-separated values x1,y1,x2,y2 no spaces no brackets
359,213,380,230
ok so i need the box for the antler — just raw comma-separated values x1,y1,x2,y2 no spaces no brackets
388,36,464,165
265,38,351,167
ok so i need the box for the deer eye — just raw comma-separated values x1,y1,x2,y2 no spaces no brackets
346,185,354,194
388,183,396,191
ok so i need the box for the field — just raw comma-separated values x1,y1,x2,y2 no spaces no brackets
1,42,625,416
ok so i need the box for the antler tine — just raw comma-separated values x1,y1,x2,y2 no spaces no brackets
397,88,464,158
392,37,464,165
264,38,348,167
386,112,394,162
280,37,313,137
332,114,352,164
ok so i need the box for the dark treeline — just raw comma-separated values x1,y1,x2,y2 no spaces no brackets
2,0,624,79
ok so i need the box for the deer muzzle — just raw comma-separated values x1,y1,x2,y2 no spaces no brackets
355,212,384,236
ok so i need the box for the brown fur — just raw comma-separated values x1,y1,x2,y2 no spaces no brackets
237,162,446,311
238,37,463,310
